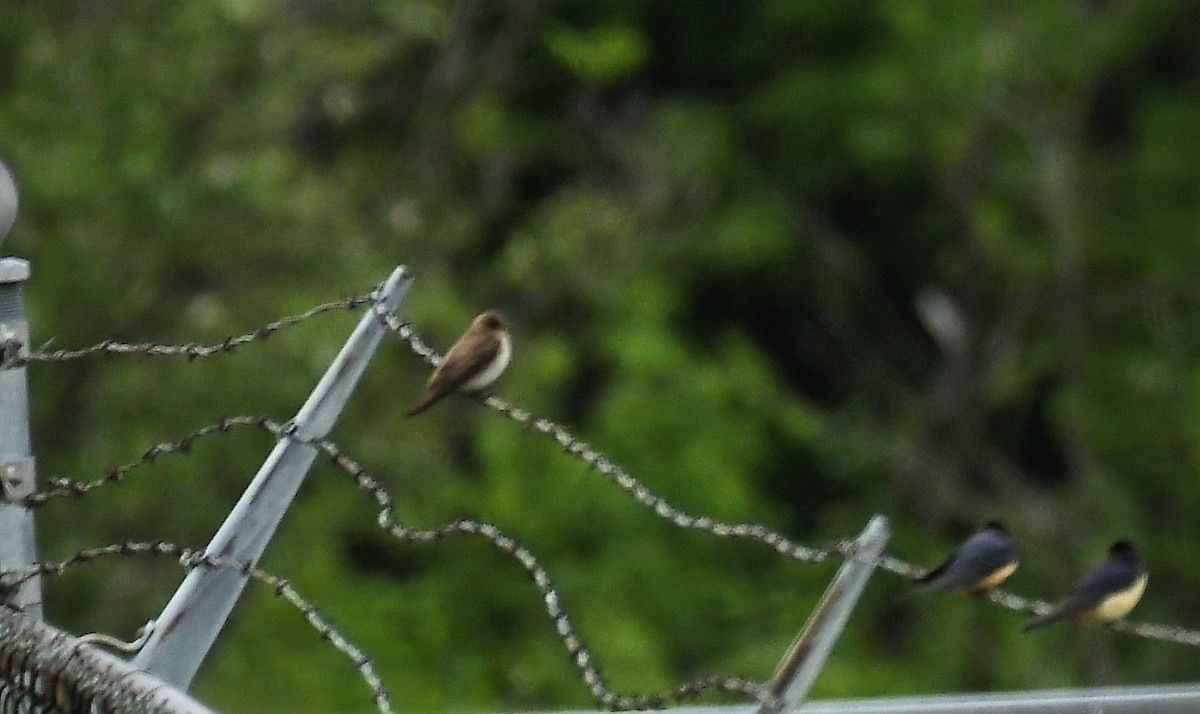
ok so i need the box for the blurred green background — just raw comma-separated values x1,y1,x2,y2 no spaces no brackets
3,1,1200,711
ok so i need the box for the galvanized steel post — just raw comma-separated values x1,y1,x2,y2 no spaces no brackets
133,265,412,688
525,684,1200,714
760,515,890,714
0,158,42,619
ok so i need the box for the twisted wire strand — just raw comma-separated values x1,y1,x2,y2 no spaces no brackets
9,286,1190,641
22,412,770,708
29,405,1200,654
367,306,830,566
25,415,274,508
7,282,1195,712
7,293,371,366
376,302,1200,649
0,541,393,714
301,426,765,710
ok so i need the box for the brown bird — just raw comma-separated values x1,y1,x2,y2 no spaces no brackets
1023,540,1147,632
405,310,511,417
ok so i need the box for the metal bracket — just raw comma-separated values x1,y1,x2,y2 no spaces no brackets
0,320,28,368
0,456,35,501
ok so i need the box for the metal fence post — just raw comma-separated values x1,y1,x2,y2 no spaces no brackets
760,514,890,714
132,265,412,688
0,158,42,620
523,684,1200,714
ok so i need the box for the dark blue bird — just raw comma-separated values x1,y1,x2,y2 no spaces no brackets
913,521,1019,594
1023,540,1146,631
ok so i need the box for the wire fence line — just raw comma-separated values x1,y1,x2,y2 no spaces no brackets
299,422,769,711
1,539,392,713
15,286,1200,635
5,285,1200,710
370,297,1200,649
25,415,273,508
2,293,373,368
15,413,766,711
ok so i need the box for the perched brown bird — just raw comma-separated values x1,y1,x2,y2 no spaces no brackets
405,310,511,417
912,521,1018,595
1023,540,1147,632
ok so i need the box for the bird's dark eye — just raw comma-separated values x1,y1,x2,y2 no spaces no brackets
483,313,502,329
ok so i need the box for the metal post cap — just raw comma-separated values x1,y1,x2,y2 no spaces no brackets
0,258,30,283
0,159,17,247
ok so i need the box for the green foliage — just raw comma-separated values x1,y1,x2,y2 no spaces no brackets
544,22,647,87
3,1,1200,711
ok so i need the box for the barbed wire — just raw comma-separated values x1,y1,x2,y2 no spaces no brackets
26,415,273,508
300,424,768,710
7,287,1199,712
3,293,372,367
368,308,825,559
23,393,1200,714
20,416,767,709
373,300,1200,649
0,540,393,714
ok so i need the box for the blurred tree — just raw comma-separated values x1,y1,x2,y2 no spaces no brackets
2,0,1199,711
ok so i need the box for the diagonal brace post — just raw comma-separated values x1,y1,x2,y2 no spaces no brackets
133,266,412,688
759,514,890,714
